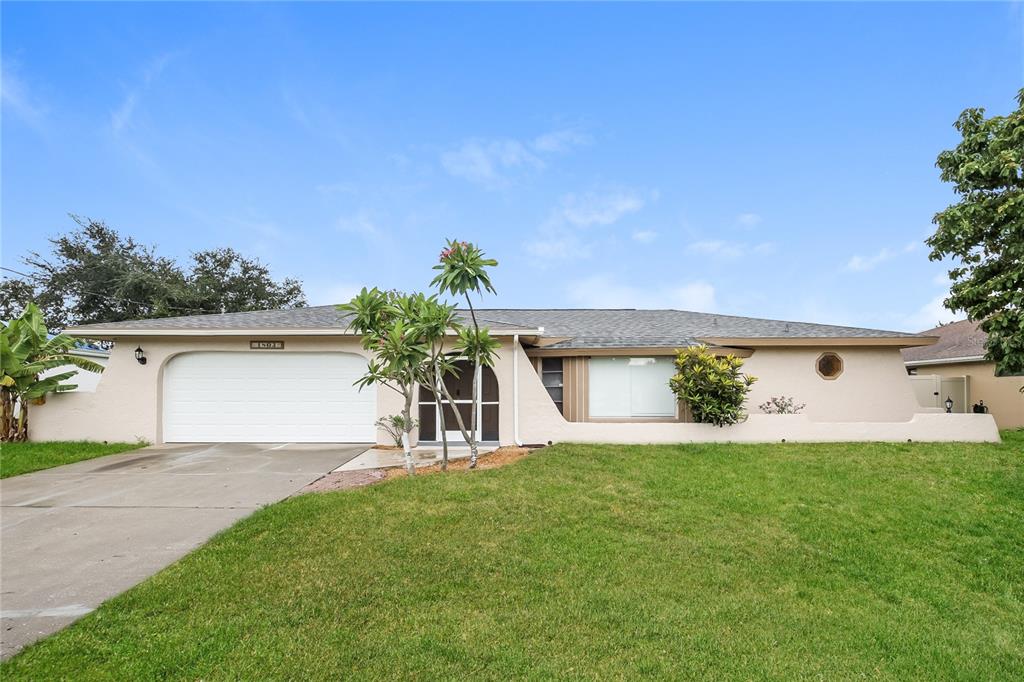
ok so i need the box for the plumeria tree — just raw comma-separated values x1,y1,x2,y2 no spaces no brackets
339,288,428,474
411,294,464,470
431,240,500,468
1,303,104,442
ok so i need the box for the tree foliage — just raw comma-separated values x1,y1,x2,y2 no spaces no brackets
4,216,306,328
669,345,757,427
1,303,104,442
339,288,429,474
430,240,500,468
928,89,1024,376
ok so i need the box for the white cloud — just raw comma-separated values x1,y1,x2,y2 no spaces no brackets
526,187,655,262
526,232,589,261
336,210,384,242
567,275,717,312
736,212,762,228
559,190,647,227
900,294,960,332
687,240,775,259
1,64,47,131
632,229,658,244
531,128,591,153
845,241,920,272
440,127,590,187
440,138,542,186
111,50,181,133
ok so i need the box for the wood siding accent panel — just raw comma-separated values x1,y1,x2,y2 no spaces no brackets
561,356,589,422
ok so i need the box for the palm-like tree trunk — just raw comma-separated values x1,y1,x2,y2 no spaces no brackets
464,294,481,469
400,389,415,475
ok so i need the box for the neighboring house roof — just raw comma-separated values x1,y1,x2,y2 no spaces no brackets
902,319,988,365
65,305,934,348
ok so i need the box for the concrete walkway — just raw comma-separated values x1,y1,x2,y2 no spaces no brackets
0,442,367,659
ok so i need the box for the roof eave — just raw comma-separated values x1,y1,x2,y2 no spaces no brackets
62,326,544,339
904,355,988,367
698,335,939,348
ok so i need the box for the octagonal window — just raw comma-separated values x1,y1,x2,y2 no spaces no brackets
816,352,843,380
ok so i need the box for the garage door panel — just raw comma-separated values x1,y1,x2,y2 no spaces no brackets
162,352,376,443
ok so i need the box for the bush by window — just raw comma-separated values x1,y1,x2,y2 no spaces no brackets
669,345,757,427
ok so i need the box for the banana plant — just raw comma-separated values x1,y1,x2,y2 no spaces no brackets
1,303,104,442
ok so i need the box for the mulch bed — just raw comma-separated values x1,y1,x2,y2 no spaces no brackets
383,445,536,480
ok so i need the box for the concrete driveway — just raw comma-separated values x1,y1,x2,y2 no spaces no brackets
0,442,367,659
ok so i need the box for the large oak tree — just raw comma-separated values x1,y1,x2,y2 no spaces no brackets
2,216,306,327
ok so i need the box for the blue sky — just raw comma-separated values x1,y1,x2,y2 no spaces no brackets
3,2,1022,331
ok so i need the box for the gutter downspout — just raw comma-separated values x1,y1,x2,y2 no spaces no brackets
513,333,523,446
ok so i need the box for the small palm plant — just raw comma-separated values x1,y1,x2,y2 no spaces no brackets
1,303,105,442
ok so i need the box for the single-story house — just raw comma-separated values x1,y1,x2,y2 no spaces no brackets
32,306,1000,445
903,319,1023,430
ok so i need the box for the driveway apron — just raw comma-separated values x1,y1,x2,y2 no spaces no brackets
0,442,366,659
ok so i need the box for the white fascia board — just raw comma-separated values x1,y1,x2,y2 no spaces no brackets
64,327,544,338
904,355,987,367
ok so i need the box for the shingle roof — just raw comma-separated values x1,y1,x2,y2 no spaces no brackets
66,305,928,348
63,305,532,333
472,309,925,348
901,320,987,363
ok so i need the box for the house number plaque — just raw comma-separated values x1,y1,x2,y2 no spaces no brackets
250,340,285,350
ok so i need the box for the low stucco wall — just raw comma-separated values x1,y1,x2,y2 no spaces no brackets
30,336,404,445
513,345,1000,444
912,362,1024,430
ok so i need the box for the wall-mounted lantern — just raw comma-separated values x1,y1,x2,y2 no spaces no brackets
944,396,953,413
135,346,147,365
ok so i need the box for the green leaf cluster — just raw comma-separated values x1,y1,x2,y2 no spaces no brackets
1,303,105,442
928,89,1024,376
669,345,757,427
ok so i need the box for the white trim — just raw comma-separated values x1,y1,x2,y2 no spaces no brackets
513,334,522,446
64,327,543,339
69,348,110,358
904,355,986,367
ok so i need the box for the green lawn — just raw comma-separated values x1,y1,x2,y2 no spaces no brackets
0,441,142,479
4,433,1023,679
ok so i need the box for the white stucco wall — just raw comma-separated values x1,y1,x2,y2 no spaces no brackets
39,352,109,393
30,336,403,444
741,347,921,422
513,344,999,444
30,335,999,445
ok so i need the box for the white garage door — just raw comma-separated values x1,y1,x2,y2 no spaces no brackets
162,352,376,443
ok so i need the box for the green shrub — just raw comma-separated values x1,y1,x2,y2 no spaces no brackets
669,345,757,427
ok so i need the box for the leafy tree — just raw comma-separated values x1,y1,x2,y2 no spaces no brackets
8,215,306,328
340,288,428,474
0,279,37,322
411,295,464,471
431,240,501,468
1,303,104,442
669,345,757,427
187,248,306,314
928,89,1023,378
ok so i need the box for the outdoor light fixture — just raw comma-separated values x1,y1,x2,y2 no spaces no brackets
135,346,147,365
944,396,953,413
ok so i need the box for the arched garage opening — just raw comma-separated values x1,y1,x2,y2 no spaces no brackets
162,351,376,443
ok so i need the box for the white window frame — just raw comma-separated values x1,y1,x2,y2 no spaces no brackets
588,356,678,419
